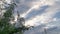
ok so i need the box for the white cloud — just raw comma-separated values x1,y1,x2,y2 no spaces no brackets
24,11,57,26
53,18,57,21
20,0,56,17
9,0,60,27
24,0,60,27
5,0,12,4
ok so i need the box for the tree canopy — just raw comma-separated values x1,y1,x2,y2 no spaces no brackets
0,3,23,34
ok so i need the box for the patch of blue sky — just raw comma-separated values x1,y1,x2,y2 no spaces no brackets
18,5,29,13
54,11,60,18
26,5,50,20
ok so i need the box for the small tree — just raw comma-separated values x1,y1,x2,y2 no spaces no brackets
0,3,22,34
0,3,14,34
0,2,31,34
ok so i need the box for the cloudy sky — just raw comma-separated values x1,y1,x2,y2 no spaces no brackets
12,0,60,26
6,0,60,34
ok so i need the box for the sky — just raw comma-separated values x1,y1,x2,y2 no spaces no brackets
5,0,60,34
12,0,60,27
8,0,60,26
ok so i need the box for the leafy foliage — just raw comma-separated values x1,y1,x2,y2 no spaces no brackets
0,2,31,34
0,3,23,34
